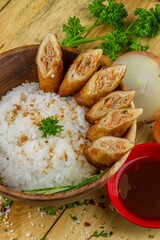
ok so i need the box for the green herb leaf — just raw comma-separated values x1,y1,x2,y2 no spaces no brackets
65,200,88,209
92,230,108,237
101,28,131,61
42,206,56,215
62,16,86,46
61,0,160,60
40,237,46,240
129,38,150,52
133,4,160,38
38,117,63,138
69,214,78,221
88,0,106,19
5,199,12,206
89,0,128,26
122,109,128,114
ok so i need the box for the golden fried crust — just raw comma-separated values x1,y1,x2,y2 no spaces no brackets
75,64,126,107
58,49,103,96
86,90,135,124
85,136,134,169
86,108,143,142
36,33,63,93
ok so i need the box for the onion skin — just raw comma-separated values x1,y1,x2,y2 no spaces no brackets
153,118,160,143
114,51,160,123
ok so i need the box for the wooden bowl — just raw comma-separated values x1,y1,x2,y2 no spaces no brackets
0,45,136,206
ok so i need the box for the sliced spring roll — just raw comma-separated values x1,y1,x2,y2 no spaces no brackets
36,33,63,93
58,49,103,96
85,136,134,169
86,90,135,123
86,108,143,142
75,64,126,107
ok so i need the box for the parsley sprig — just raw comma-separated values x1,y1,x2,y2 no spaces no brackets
61,0,160,60
132,5,160,38
38,117,63,138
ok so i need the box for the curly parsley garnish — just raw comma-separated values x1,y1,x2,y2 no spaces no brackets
38,117,63,138
61,0,160,60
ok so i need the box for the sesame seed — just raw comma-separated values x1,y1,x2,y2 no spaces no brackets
31,236,36,240
26,232,32,237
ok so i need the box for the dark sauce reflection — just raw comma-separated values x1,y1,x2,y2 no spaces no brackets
118,157,160,220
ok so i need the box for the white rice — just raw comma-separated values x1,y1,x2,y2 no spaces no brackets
0,82,96,190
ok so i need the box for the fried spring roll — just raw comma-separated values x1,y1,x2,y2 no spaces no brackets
36,33,63,93
86,108,143,142
58,49,103,96
75,64,126,107
86,90,135,123
85,136,134,169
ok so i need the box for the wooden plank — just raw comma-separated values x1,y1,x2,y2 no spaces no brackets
0,0,11,12
46,188,160,240
0,0,94,53
0,0,160,239
0,201,65,239
136,123,155,144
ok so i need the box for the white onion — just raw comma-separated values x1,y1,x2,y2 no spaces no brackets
113,51,160,123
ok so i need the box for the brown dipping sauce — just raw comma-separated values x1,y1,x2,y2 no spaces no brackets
118,157,160,220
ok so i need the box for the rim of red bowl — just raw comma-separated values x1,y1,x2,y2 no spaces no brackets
107,143,160,228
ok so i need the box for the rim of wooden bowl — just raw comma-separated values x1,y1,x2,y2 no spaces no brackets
0,45,136,205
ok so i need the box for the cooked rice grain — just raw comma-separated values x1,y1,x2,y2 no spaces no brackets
0,82,96,190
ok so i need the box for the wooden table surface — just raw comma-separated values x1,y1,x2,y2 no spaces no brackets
0,0,160,239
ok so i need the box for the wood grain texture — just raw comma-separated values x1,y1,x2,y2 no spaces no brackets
2,188,159,240
46,191,160,240
0,202,65,239
0,0,11,11
0,0,94,53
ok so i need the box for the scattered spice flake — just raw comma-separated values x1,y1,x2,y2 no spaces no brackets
42,206,56,215
60,198,108,211
89,199,95,205
148,235,155,238
84,221,91,227
98,202,106,209
69,214,78,222
100,194,105,199
92,230,108,237
101,221,106,225
64,199,89,209
0,197,12,223
40,236,46,240
100,226,105,229
83,207,87,212
109,231,113,236
109,203,115,211
93,214,98,219
58,205,65,210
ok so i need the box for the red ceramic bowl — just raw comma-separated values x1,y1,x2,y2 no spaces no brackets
107,143,160,228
